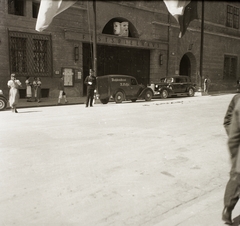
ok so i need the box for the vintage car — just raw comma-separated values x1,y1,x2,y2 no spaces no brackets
153,76,196,99
95,74,153,104
0,89,8,111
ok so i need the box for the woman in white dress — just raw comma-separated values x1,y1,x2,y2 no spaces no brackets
25,76,32,102
7,73,22,113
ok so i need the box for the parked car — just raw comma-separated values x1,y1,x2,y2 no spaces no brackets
152,75,196,99
95,74,153,104
0,89,8,111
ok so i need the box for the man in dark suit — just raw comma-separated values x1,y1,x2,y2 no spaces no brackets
84,69,96,107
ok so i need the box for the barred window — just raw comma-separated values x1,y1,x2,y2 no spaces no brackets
9,31,52,77
224,55,237,80
8,0,25,16
227,5,239,29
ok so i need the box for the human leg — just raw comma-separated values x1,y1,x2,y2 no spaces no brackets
222,175,240,224
58,90,63,104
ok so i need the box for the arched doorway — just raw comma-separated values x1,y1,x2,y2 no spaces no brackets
179,54,191,76
179,52,197,78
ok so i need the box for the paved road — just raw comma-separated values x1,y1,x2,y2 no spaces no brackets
0,94,238,226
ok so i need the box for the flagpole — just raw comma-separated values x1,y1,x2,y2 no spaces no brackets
199,0,204,91
92,0,97,76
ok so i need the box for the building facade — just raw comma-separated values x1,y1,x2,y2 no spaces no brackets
1,1,240,98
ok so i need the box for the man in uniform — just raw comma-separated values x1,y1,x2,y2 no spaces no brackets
84,69,96,107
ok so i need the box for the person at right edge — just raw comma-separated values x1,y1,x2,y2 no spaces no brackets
222,96,240,224
84,69,96,107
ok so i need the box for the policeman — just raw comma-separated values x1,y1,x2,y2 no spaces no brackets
84,69,96,107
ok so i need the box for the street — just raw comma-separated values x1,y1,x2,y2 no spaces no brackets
0,94,238,226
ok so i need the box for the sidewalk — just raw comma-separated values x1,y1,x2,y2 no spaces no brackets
9,90,238,109
15,96,86,109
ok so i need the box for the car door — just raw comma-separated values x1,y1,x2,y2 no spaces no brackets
129,78,140,98
172,77,182,93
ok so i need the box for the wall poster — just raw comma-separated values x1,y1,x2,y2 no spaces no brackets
62,68,74,86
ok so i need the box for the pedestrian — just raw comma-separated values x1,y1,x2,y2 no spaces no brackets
25,76,32,102
32,77,41,103
203,75,211,94
57,75,68,104
223,94,240,135
236,80,240,93
7,73,22,113
84,69,96,107
222,98,240,225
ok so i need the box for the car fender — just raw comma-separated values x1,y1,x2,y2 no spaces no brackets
139,87,153,98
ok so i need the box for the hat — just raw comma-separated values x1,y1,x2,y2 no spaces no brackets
11,73,15,77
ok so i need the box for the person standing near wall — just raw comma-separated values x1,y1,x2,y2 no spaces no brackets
7,73,22,113
25,76,32,102
84,69,96,108
32,77,41,103
203,75,211,94
57,75,68,105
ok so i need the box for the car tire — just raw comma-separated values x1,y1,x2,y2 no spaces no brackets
161,89,169,99
100,98,109,104
115,92,124,103
145,90,152,101
188,88,195,97
0,98,7,111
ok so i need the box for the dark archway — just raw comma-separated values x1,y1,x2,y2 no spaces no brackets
179,54,191,76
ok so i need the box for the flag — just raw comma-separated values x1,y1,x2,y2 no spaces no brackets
36,0,77,32
163,0,198,38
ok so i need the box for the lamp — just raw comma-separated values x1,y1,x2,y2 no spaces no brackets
159,54,163,65
74,46,79,61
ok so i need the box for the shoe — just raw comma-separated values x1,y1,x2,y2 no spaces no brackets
90,105,93,107
222,207,233,225
15,109,18,113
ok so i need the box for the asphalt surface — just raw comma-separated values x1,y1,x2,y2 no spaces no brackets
0,93,240,226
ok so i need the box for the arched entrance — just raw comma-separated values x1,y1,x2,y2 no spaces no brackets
179,52,196,78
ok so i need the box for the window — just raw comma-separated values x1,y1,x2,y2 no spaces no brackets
8,0,25,16
227,5,239,29
9,31,52,77
224,55,237,80
32,0,40,18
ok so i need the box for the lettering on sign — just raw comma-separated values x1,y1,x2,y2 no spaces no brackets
120,83,130,87
112,78,127,82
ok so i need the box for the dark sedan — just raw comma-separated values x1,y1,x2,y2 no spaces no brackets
153,76,196,99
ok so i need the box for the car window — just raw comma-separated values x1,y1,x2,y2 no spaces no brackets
131,79,137,85
175,78,180,83
166,78,173,83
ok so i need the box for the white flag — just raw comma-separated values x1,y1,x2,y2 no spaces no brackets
163,0,198,38
36,0,77,32
163,1,190,17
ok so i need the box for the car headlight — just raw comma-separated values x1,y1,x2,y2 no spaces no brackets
155,85,159,89
0,90,3,95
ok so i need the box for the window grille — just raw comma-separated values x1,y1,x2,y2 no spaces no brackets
227,5,239,29
9,31,52,77
8,0,25,16
224,55,237,80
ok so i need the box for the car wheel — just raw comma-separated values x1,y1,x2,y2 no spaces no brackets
188,88,195,97
115,92,124,103
131,99,137,102
0,98,7,111
161,89,169,99
145,90,152,101
100,98,109,104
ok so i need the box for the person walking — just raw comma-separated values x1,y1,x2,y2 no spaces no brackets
7,73,22,113
223,94,240,135
222,98,240,224
84,69,96,107
57,75,68,104
25,76,32,102
203,75,211,94
32,77,41,103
